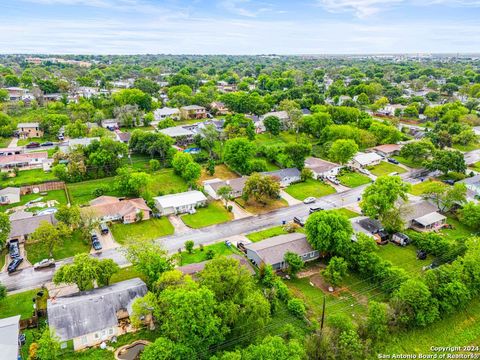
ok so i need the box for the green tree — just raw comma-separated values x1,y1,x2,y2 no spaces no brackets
305,210,353,256
0,212,11,248
172,152,194,175
217,185,232,207
149,159,161,171
185,240,194,254
425,150,466,175
420,181,466,212
399,140,435,163
54,205,81,228
243,173,280,205
115,168,151,197
458,202,480,230
141,336,195,360
366,301,390,342
323,256,348,287
223,138,256,175
96,258,120,287
241,336,305,360
36,327,61,360
113,88,152,111
284,142,311,170
328,139,358,165
29,221,71,258
183,161,202,186
287,298,306,319
263,115,281,136
0,282,6,301
283,251,304,277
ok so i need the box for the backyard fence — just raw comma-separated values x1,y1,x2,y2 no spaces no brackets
20,181,66,195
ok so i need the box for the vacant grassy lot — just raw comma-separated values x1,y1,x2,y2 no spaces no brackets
368,161,407,176
337,171,371,188
333,207,360,219
111,218,174,245
285,179,336,201
110,266,145,284
0,289,38,319
246,225,304,242
181,201,233,229
0,137,12,147
179,242,236,265
408,179,439,196
147,169,189,196
392,155,424,168
253,131,298,147
377,243,432,277
0,189,68,213
26,230,90,263
0,169,58,187
199,164,239,183
236,197,288,214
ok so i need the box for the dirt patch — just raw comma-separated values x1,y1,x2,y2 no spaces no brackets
297,263,325,278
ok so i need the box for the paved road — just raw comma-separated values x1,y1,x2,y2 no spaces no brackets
465,149,480,166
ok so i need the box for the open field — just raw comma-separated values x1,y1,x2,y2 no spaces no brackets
368,161,407,177
408,179,439,196
377,243,433,277
0,289,38,319
181,201,233,228
285,179,336,201
199,164,240,183
111,218,174,245
333,207,360,219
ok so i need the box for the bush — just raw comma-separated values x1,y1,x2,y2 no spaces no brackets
149,159,161,171
227,205,233,212
274,279,292,301
205,248,215,260
287,298,307,318
184,240,194,254
92,187,106,197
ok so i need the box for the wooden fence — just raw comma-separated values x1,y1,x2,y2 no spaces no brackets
20,181,66,195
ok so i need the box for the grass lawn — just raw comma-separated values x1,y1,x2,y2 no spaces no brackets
148,169,189,196
408,179,440,196
0,289,38,319
246,225,304,242
383,297,480,353
0,189,68,213
111,218,174,245
17,137,45,146
333,207,360,219
337,171,371,188
441,217,475,242
258,157,281,171
124,154,154,171
452,142,480,152
0,169,58,187
181,201,233,229
368,161,407,177
470,161,480,172
0,137,12,147
253,131,298,147
392,155,424,169
25,230,91,263
199,164,239,183
236,197,288,214
284,179,336,201
377,243,432,278
110,266,145,284
179,242,236,265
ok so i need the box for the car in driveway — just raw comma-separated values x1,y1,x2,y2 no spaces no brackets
92,239,102,251
303,197,316,204
33,258,55,270
8,257,23,273
387,158,399,164
9,240,20,259
25,142,40,148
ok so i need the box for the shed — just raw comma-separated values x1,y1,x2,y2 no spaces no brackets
0,315,21,360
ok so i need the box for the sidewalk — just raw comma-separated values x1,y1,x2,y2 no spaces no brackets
7,138,18,148
280,189,302,206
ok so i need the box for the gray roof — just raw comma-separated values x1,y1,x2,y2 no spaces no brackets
460,174,480,186
245,233,314,266
9,213,56,238
0,315,20,360
181,105,205,111
17,122,39,128
159,126,195,137
262,168,300,181
402,200,439,223
209,177,249,194
48,278,147,342
304,157,340,173
414,212,446,227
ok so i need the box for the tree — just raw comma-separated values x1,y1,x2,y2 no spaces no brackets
243,173,280,205
263,115,281,136
36,327,61,360
425,150,466,175
366,301,390,342
133,78,160,95
185,240,194,254
283,251,303,277
328,139,358,165
223,138,256,175
305,210,353,256
183,161,201,186
172,152,194,175
221,336,305,360
399,140,435,163
287,298,306,318
141,337,195,360
391,279,439,328
458,202,480,230
115,167,151,197
113,88,152,111
54,205,81,228
125,242,174,288
217,185,232,207
0,282,6,301
360,176,410,222
96,259,120,287
323,256,348,287
0,212,11,248
420,181,466,212
149,159,161,171
284,142,311,170
29,221,71,258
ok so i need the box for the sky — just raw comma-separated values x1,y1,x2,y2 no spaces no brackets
0,0,479,54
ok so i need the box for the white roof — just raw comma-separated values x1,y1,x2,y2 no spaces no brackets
154,107,179,116
0,315,20,360
17,122,39,128
68,137,100,147
159,126,194,137
414,212,446,227
353,152,383,166
0,187,20,195
260,110,289,120
154,190,207,208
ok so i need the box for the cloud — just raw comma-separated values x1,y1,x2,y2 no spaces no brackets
219,0,271,17
315,0,404,18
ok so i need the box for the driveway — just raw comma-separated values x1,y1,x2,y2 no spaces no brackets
228,201,251,219
280,190,302,206
2,244,32,272
168,215,191,234
7,138,18,148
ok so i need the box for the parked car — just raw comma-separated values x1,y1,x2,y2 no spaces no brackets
442,179,455,185
57,135,64,141
293,216,307,227
237,242,247,253
391,232,410,246
303,197,316,204
92,239,102,251
40,141,54,147
100,223,109,235
33,258,55,270
387,158,399,164
309,206,324,214
91,232,98,241
9,240,20,259
8,257,23,273
25,142,40,148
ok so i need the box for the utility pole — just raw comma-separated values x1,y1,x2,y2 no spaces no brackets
320,295,326,330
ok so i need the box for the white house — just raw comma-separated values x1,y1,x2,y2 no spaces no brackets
154,107,180,121
352,152,383,168
304,157,342,179
154,190,207,215
0,187,20,204
262,168,301,187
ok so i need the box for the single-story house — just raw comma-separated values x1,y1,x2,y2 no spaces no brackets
83,196,151,224
0,187,21,204
154,190,207,216
8,212,57,243
180,105,207,120
350,217,376,241
262,168,301,187
402,200,446,232
369,144,403,158
0,315,21,360
352,152,383,168
245,233,319,271
0,152,48,170
47,278,148,351
154,107,180,121
59,137,100,153
159,126,195,147
17,122,43,139
0,147,24,157
203,177,249,200
459,174,480,200
304,157,342,179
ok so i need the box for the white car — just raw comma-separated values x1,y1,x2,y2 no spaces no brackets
303,197,316,204
33,258,55,270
